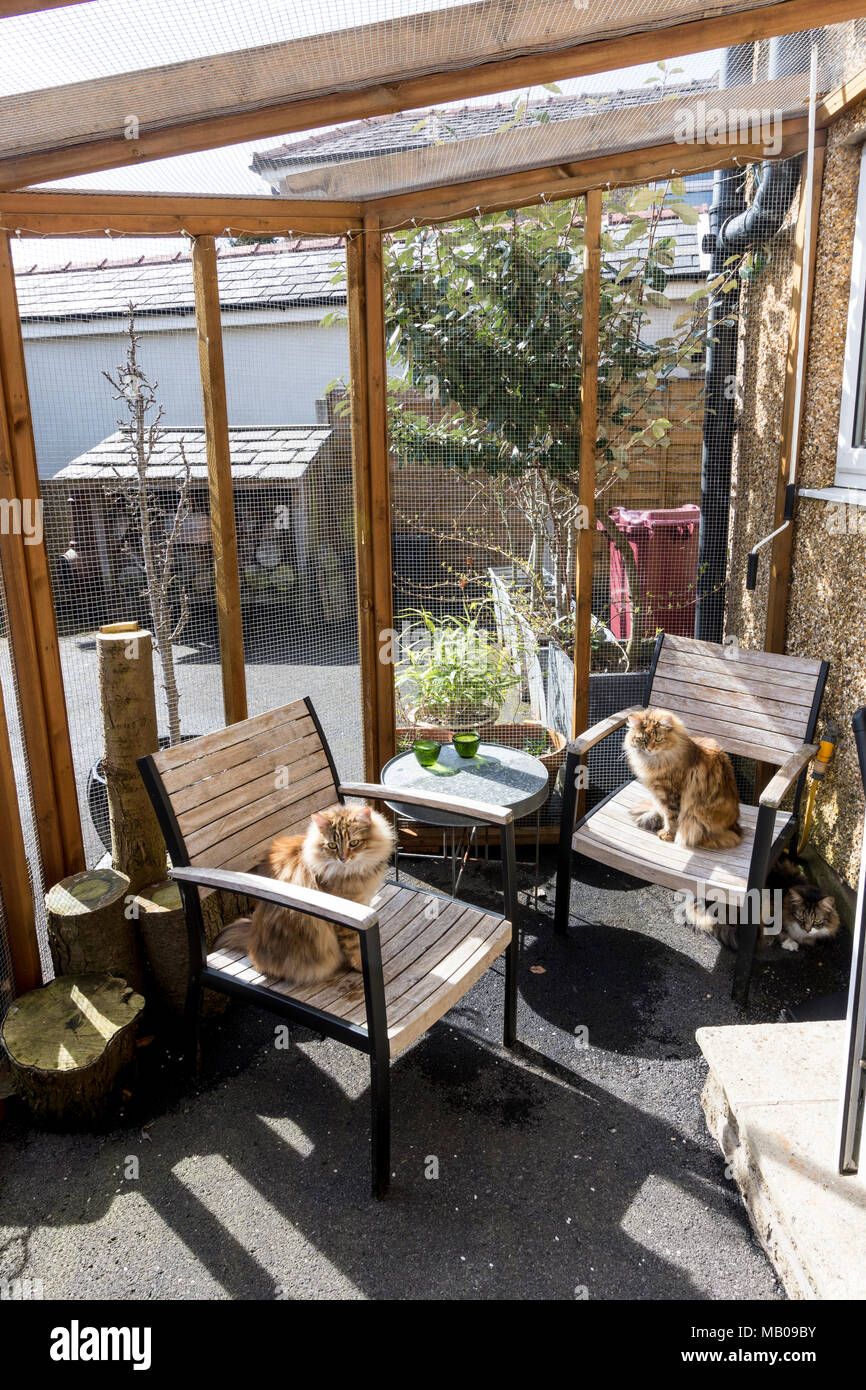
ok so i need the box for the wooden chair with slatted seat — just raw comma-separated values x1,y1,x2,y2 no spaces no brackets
554,634,829,1004
137,698,518,1198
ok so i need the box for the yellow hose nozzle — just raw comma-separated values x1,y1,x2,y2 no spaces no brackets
809,739,836,778
796,727,838,854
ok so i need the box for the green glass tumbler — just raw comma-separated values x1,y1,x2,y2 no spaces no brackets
453,731,480,759
413,738,440,768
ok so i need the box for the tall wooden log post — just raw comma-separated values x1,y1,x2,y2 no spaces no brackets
43,623,164,991
97,623,166,891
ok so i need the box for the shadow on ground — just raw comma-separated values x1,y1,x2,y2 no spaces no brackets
0,850,849,1301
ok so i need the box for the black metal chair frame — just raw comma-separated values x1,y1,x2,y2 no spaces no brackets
553,633,829,1004
138,698,519,1198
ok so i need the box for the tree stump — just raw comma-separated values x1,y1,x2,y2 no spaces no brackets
97,623,166,893
135,878,232,1017
1,974,145,1127
46,868,144,992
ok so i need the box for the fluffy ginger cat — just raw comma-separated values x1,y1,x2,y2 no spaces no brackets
215,803,394,985
624,708,742,850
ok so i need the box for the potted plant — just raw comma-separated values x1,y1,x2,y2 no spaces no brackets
395,604,520,735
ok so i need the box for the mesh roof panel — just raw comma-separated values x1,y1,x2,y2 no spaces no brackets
0,0,825,159
0,9,863,208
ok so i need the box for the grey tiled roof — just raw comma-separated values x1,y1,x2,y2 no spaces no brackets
16,238,345,323
54,426,332,483
253,81,718,171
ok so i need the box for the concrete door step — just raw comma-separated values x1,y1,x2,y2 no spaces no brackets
697,1020,866,1300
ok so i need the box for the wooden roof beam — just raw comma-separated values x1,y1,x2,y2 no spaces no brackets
0,2,96,15
366,120,823,231
0,189,362,237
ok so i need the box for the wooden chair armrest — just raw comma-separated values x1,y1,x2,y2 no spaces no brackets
339,781,514,826
569,707,644,757
759,744,819,809
170,865,379,932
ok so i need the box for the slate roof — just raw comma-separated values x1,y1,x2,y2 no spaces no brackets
252,81,718,172
15,238,344,323
53,426,332,484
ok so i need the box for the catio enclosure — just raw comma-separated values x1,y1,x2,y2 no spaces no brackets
1,0,865,1007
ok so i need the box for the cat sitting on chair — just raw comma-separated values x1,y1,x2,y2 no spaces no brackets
215,804,394,986
624,708,742,850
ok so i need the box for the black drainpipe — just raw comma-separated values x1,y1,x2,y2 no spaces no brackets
694,32,812,641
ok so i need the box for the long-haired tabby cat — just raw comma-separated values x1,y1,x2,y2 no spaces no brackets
215,803,394,985
624,708,742,849
769,854,841,952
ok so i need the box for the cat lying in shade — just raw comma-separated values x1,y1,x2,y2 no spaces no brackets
768,854,841,952
215,803,395,985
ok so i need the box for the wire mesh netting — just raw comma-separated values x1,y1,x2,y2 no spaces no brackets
382,147,800,810
260,19,866,206
0,557,49,989
4,16,862,213
218,236,363,781
17,242,208,872
6,230,361,930
383,199,589,827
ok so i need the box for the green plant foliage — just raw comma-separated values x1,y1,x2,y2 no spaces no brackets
395,603,520,724
383,188,720,490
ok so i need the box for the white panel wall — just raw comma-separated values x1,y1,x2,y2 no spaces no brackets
22,315,351,477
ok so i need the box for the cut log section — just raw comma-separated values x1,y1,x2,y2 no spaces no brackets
1,973,145,1127
135,878,235,1016
135,877,186,1014
46,867,144,990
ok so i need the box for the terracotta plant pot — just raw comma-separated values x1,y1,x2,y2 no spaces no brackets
485,721,567,793
406,703,500,735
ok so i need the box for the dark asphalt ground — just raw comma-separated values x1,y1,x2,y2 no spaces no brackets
0,848,850,1301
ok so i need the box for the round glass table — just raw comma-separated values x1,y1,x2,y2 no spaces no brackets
381,741,550,897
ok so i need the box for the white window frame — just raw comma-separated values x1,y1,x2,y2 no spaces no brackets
836,142,866,490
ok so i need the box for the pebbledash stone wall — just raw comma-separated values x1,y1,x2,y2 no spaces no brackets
726,186,798,652
727,93,866,887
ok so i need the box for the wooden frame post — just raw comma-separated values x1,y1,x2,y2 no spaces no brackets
573,190,602,767
347,216,395,780
764,145,826,655
191,235,248,726
0,672,39,994
0,232,84,886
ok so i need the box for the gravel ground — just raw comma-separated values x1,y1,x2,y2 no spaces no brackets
0,847,850,1302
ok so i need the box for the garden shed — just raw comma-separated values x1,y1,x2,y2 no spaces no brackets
46,423,345,629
